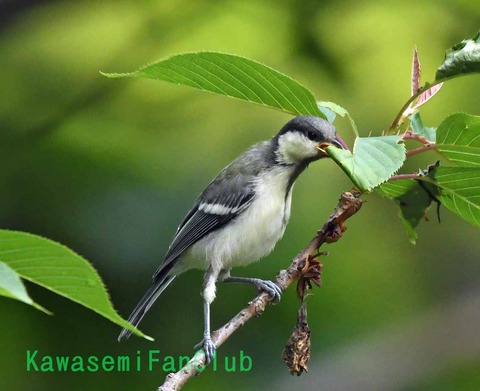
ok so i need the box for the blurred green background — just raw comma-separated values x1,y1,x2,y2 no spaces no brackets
1,1,480,390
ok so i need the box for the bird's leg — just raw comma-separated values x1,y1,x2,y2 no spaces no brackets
193,266,219,365
222,275,282,302
200,299,215,364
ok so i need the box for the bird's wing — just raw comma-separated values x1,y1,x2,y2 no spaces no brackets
153,171,256,279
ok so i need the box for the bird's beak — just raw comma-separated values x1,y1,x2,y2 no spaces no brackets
332,134,349,150
316,134,349,154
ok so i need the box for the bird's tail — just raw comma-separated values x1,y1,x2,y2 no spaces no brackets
118,267,176,341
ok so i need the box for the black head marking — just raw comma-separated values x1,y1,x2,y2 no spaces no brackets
276,115,337,143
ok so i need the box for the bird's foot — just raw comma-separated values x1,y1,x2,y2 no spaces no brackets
194,335,216,365
250,278,282,302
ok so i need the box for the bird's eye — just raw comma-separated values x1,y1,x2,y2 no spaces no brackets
306,131,317,141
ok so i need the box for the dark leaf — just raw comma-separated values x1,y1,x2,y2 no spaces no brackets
436,32,480,80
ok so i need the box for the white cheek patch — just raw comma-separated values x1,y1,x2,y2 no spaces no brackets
276,132,319,165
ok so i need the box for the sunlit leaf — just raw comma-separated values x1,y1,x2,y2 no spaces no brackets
0,261,50,313
436,32,480,80
0,230,152,340
436,113,480,167
102,52,325,118
327,136,406,192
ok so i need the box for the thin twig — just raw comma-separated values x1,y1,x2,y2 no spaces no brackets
158,189,363,391
406,144,435,157
400,131,436,157
402,132,427,142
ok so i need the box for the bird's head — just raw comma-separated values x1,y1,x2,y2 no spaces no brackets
273,115,347,165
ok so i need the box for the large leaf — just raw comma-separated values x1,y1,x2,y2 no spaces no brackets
0,261,50,313
436,32,480,80
0,230,152,340
327,136,406,192
431,167,480,227
436,113,480,167
102,52,325,118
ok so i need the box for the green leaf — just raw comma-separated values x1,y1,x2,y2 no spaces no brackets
431,167,480,227
327,136,406,192
102,52,325,118
409,112,436,142
436,32,480,80
436,113,480,167
0,261,50,314
378,178,439,244
0,230,152,340
317,101,359,136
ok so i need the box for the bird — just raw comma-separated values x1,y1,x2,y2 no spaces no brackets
118,115,347,364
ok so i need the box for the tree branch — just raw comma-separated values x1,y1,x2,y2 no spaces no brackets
158,189,363,391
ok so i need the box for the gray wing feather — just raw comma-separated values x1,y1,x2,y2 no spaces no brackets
164,210,226,264
155,190,254,279
152,177,256,279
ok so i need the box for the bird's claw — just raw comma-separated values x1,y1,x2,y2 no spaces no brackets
252,278,282,302
194,336,216,365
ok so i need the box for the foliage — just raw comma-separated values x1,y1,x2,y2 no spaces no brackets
1,29,479,347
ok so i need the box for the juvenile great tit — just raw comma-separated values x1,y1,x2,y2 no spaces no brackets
118,115,347,363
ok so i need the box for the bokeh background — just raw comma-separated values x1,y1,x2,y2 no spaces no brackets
1,1,480,390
